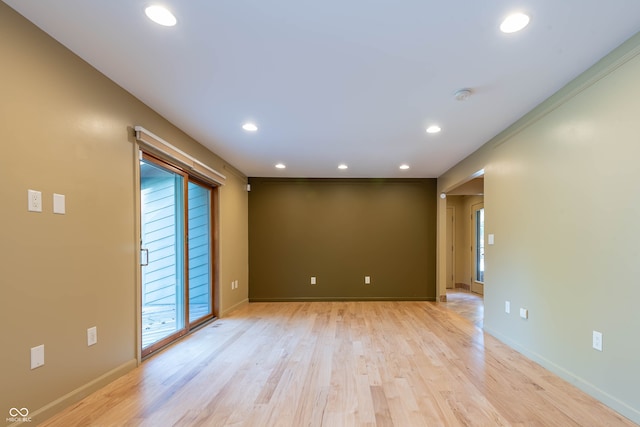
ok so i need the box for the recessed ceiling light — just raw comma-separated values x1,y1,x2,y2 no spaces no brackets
242,123,258,132
275,163,286,169
145,5,177,27
338,164,348,170
426,125,441,134
399,164,410,170
500,13,530,33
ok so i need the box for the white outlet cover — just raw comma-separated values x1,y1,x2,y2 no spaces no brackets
364,276,371,284
519,308,528,319
488,234,495,245
87,327,97,346
28,189,42,212
593,330,603,351
505,301,511,314
31,344,45,369
53,193,66,214
310,276,316,285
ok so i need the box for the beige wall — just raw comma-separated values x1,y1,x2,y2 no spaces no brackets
218,168,250,315
0,3,248,423
438,31,640,423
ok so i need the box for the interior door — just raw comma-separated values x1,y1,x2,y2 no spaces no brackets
446,206,455,289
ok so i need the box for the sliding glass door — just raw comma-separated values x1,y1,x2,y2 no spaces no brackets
187,181,211,324
140,154,214,357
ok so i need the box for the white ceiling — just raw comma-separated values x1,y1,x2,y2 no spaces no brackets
5,1,640,178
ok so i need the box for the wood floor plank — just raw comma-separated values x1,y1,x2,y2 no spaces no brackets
39,301,638,426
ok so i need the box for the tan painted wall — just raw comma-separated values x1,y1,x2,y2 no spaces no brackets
0,4,248,423
218,168,250,315
437,31,640,423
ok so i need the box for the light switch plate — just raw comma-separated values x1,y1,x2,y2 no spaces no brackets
505,301,511,314
53,193,65,214
364,276,371,284
488,234,495,245
310,276,316,285
520,308,528,319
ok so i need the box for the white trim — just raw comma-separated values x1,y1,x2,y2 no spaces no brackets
134,126,226,184
193,158,226,181
488,33,640,152
485,326,640,425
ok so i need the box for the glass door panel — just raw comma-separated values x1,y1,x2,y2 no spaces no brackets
140,158,186,352
475,207,485,283
187,181,212,323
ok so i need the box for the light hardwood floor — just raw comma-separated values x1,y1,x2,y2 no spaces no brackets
41,301,636,426
445,290,483,328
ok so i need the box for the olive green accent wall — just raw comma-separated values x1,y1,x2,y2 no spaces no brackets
0,3,248,424
437,31,640,424
248,178,437,301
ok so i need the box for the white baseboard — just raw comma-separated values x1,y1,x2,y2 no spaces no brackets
484,326,640,425
13,359,137,426
220,298,249,317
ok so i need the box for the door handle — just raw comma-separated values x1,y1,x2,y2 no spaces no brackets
141,248,149,266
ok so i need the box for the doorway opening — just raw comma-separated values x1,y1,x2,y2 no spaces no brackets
140,153,216,357
442,174,484,327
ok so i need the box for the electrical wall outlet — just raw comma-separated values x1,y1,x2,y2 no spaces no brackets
519,308,528,319
505,301,511,314
87,327,97,346
310,276,316,285
28,189,42,212
31,345,44,369
364,276,371,285
592,330,603,351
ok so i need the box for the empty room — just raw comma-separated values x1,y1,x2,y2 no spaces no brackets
1,1,640,425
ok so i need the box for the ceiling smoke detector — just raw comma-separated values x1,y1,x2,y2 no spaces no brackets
454,88,473,101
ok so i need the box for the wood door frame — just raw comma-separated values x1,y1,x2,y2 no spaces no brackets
186,176,216,328
446,206,455,289
138,151,218,359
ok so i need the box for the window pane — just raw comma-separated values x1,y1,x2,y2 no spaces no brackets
476,208,484,283
188,181,211,323
140,160,185,349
